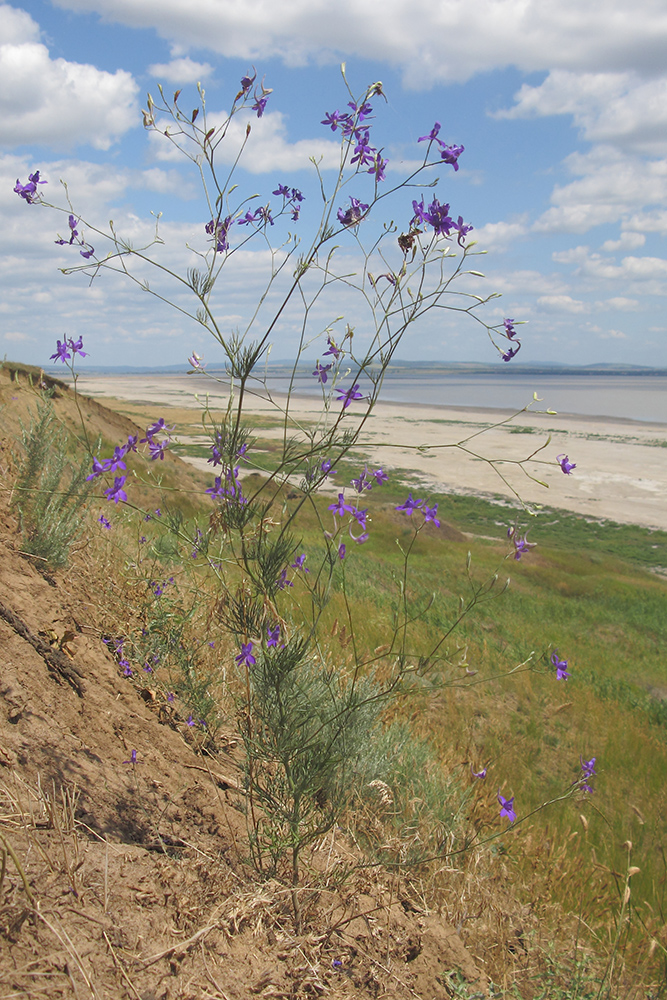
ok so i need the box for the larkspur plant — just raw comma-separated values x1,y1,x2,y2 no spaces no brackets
16,69,592,926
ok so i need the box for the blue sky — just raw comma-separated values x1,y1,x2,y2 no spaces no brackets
2,0,667,368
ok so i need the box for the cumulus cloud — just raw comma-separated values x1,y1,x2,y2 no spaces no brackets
148,56,214,83
0,4,139,151
537,294,589,313
52,0,667,84
600,232,645,252
599,328,628,339
596,296,640,310
472,218,529,251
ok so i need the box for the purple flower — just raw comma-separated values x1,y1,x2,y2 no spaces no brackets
504,318,518,340
372,468,388,485
267,624,280,648
440,143,465,170
328,494,353,517
497,791,516,823
148,438,169,461
351,468,372,492
580,755,596,793
235,642,256,667
240,72,255,93
276,568,293,590
313,362,332,384
368,153,387,182
104,476,128,504
98,514,111,529
252,95,269,117
123,750,138,765
121,661,132,677
423,503,441,527
14,171,46,203
418,122,441,144
273,183,291,197
336,384,364,409
50,340,71,364
471,765,487,779
508,528,536,561
395,493,423,515
557,454,576,475
502,344,521,362
107,446,127,473
337,197,369,228
351,131,376,167
187,714,195,727
321,110,349,132
323,336,342,360
338,543,346,560
551,651,571,681
205,216,232,253
143,418,173,441
54,215,79,246
290,553,309,572
320,458,336,476
451,215,473,246
188,352,205,368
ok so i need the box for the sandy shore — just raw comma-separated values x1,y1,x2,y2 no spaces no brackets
75,374,667,531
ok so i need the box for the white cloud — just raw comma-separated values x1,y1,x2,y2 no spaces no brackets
496,70,667,155
622,210,667,235
599,328,628,339
600,232,645,252
148,57,214,83
148,107,341,173
472,218,529,251
52,0,667,84
0,4,139,151
596,296,639,311
537,294,589,313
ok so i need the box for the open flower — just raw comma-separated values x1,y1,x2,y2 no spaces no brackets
551,651,571,680
497,791,516,823
557,454,576,475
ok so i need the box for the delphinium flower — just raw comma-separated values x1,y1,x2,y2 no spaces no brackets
313,362,332,384
471,765,487,779
504,318,519,339
103,477,128,504
372,468,388,485
422,503,441,527
123,750,138,765
580,755,596,793
276,568,293,590
240,71,255,94
336,384,364,409
97,515,111,529
50,340,72,363
351,467,372,492
502,344,521,362
14,170,47,203
338,543,346,560
121,661,132,677
267,624,280,648
395,493,424,515
188,352,205,369
328,494,353,517
497,792,516,823
551,651,571,681
557,454,576,475
235,642,256,667
320,458,336,477
507,526,536,561
205,216,233,253
417,124,465,170
290,553,309,573
337,197,369,228
323,335,342,360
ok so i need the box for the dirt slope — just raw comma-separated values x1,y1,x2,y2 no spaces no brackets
0,366,484,999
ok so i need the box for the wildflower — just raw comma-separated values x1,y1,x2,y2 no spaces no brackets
320,458,336,476
504,318,518,339
337,197,369,227
205,216,232,253
106,446,127,473
139,535,146,544
14,171,46,203
240,71,255,93
267,624,280,648
188,352,205,368
351,131,376,167
143,418,173,441
252,95,269,117
451,215,474,246
123,750,138,765
97,515,111,529
497,791,516,823
323,335,342,360
557,454,576,475
395,493,423,515
471,765,487,779
50,340,72,364
418,122,441,144
338,543,346,560
87,457,108,481
321,110,349,131
167,691,175,702
551,651,571,681
103,476,128,504
440,143,465,170
54,214,79,246
187,714,195,726
273,183,291,197
290,553,309,572
121,661,132,677
235,642,256,667
580,755,596,793
351,468,372,492
313,362,332,384
148,438,169,461
423,503,441,527
372,468,388,485
276,568,293,590
336,384,364,409
502,344,521,362
328,494,353,517
508,528,536,560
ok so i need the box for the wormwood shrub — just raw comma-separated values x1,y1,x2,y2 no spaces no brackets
11,396,94,568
